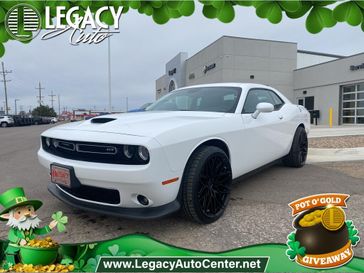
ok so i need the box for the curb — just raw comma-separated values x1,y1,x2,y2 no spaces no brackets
307,147,364,163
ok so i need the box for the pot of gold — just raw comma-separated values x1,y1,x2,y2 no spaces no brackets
19,237,59,266
294,207,349,254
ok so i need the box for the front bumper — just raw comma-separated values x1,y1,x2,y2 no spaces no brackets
38,133,183,211
48,183,180,219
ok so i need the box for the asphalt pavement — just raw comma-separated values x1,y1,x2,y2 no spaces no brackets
0,125,364,257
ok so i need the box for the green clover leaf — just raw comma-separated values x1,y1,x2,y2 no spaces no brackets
60,256,73,266
286,232,306,260
102,244,127,257
52,211,68,233
217,2,235,23
256,1,283,24
346,220,360,246
286,1,312,19
306,6,336,34
334,1,363,26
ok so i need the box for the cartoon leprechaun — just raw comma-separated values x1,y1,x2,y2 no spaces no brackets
0,187,59,267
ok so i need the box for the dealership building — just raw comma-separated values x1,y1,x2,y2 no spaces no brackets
156,36,364,126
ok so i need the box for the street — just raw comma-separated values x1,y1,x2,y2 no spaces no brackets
0,125,363,256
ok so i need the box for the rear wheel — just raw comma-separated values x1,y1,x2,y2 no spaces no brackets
283,126,308,168
1,122,8,128
182,146,232,224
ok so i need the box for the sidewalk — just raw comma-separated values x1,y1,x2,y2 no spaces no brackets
309,126,364,138
307,147,364,163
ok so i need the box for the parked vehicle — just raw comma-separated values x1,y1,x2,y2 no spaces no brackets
0,115,14,127
11,115,32,126
38,83,310,224
32,116,52,125
128,102,153,112
51,117,58,124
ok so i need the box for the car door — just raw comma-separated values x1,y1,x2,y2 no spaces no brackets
239,88,289,173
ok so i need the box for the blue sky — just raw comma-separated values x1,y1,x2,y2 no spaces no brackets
2,4,364,113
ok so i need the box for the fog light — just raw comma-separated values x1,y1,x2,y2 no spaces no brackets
137,195,149,206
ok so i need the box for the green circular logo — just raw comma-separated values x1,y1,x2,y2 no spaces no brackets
5,4,41,42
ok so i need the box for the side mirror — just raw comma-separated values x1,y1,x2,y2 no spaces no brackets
252,102,274,119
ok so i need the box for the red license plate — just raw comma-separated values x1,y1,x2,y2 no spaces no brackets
51,165,71,188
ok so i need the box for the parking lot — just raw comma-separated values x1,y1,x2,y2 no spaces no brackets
1,125,364,256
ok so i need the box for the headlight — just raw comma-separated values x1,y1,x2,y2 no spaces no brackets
138,146,149,161
53,139,59,148
45,137,51,147
123,145,135,159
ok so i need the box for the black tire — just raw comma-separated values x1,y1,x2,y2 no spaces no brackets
283,126,308,168
182,146,232,224
1,122,7,128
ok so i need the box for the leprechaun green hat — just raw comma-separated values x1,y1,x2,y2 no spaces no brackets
0,187,42,220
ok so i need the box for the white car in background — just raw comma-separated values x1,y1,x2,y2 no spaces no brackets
0,115,14,127
38,83,310,224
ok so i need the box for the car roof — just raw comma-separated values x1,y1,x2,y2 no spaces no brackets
176,82,274,91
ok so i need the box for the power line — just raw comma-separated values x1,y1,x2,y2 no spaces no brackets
36,82,44,106
49,91,56,109
0,62,12,115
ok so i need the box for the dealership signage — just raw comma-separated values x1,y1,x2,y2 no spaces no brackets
350,63,364,71
204,63,216,74
5,4,123,45
168,68,177,76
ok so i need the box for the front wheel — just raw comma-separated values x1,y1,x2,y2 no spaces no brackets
1,122,8,128
181,146,232,224
283,126,308,168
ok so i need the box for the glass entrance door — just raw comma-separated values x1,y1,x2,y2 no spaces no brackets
341,83,364,124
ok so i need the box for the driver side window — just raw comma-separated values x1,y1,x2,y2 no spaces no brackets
242,89,284,113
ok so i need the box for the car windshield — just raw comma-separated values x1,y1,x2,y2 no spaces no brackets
147,87,241,113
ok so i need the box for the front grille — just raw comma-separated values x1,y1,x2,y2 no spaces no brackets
59,185,120,204
42,137,149,165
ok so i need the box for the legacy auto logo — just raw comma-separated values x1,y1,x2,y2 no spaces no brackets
5,4,123,45
5,4,41,42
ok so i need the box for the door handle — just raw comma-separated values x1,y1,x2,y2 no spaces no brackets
279,116,284,120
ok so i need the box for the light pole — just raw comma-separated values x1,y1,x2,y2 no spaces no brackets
14,99,20,115
107,28,112,113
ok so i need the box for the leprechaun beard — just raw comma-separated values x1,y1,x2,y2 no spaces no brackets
6,213,41,231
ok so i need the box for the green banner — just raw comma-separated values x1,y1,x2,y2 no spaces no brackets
96,257,269,272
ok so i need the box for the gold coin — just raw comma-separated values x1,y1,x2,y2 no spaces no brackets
322,206,346,231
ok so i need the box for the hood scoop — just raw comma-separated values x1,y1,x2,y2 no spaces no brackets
91,118,116,124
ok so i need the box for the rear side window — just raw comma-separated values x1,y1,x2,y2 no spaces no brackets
242,88,285,113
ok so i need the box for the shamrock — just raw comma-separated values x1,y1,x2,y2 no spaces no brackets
52,211,68,233
306,6,336,34
103,244,126,257
347,220,360,246
334,1,364,26
286,232,306,260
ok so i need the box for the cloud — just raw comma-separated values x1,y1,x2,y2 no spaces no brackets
1,4,363,113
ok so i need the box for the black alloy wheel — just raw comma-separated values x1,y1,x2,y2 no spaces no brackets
182,146,232,224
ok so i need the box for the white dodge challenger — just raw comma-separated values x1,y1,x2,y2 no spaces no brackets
38,83,310,224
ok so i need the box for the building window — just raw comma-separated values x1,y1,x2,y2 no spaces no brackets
341,82,364,124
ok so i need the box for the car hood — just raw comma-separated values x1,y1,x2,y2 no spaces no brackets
49,111,227,137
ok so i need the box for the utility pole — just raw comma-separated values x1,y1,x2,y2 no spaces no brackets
49,91,56,109
14,99,19,115
107,28,112,113
1,62,12,115
57,94,61,116
36,82,44,106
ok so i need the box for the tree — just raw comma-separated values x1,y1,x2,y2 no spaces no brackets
32,105,57,117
